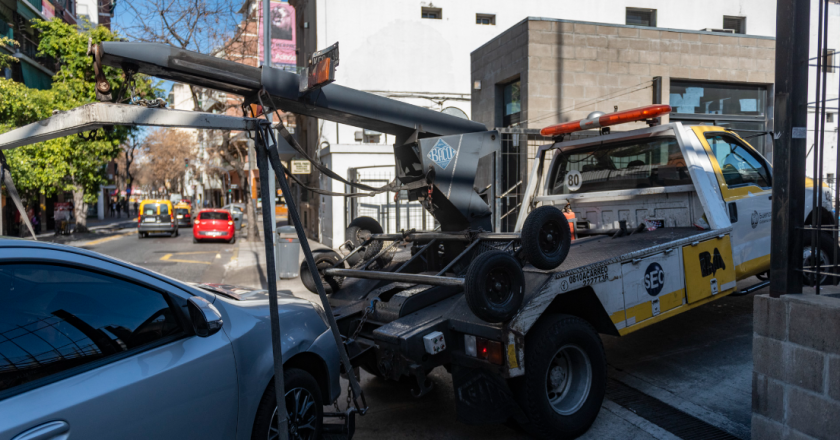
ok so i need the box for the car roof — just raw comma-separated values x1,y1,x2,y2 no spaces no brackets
141,199,173,205
198,208,231,213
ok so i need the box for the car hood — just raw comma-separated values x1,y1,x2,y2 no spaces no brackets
188,282,293,302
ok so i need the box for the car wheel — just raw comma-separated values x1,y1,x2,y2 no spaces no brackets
803,232,838,286
138,231,143,239
345,216,384,264
511,314,606,440
464,250,524,323
193,236,199,244
300,250,343,294
229,236,236,244
521,206,571,270
252,368,323,440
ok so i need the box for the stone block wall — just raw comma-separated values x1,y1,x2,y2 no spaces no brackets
752,294,840,440
471,17,776,130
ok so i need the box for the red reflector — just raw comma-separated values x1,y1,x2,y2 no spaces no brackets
540,104,672,137
476,338,503,365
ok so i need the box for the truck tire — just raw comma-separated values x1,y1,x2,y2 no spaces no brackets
512,314,606,440
464,250,524,323
301,250,343,294
803,232,838,286
346,216,384,264
521,206,572,270
251,368,323,440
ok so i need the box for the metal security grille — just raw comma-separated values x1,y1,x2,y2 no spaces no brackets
347,166,437,234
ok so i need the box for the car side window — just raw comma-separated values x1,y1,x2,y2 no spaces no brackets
706,134,771,189
0,264,182,393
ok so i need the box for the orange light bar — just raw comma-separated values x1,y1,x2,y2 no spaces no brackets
540,104,672,137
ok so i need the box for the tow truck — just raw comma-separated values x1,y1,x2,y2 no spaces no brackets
0,42,834,440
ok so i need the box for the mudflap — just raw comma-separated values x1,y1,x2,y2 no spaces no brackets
451,365,524,425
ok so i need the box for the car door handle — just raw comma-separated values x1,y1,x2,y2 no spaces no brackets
12,421,69,440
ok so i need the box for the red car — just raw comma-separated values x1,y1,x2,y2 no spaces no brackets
193,209,236,244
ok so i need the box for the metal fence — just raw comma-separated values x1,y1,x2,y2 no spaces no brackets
347,166,438,234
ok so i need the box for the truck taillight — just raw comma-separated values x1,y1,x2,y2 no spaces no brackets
464,335,503,365
540,104,672,137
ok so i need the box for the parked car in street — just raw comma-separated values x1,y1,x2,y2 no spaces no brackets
137,199,178,238
222,203,246,231
173,202,192,228
194,209,236,244
0,239,341,440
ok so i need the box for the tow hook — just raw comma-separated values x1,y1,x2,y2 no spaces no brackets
409,363,434,398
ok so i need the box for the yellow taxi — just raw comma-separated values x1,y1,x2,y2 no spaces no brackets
137,199,178,238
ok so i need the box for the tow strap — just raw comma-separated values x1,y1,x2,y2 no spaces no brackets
0,151,37,240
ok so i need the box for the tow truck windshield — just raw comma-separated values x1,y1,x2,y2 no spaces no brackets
548,136,692,195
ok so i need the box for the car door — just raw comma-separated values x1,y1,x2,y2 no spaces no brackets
0,254,238,440
695,128,773,279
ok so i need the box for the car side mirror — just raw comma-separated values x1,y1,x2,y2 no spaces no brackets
188,296,224,337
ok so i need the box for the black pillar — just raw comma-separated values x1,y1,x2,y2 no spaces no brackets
770,0,811,297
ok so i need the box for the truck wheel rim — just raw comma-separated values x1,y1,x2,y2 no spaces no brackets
803,246,831,285
269,387,318,440
539,220,562,255
487,267,514,305
545,344,592,416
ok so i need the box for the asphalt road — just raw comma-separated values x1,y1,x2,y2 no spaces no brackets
75,225,239,284
76,227,758,439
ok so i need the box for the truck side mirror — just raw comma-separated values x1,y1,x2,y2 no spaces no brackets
188,296,224,337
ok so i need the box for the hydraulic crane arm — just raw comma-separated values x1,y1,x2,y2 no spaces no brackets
100,42,487,140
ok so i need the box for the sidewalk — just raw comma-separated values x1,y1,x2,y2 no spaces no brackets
18,217,137,243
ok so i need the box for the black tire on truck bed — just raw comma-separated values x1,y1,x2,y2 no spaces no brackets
300,250,344,294
511,314,606,440
464,250,525,323
521,206,571,270
345,216,384,264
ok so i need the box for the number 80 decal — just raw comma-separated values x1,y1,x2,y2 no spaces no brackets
566,170,583,192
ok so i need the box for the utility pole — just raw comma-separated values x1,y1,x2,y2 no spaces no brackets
770,0,811,297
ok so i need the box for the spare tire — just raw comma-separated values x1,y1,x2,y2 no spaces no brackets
346,216,384,263
301,250,344,294
521,206,572,270
464,250,525,323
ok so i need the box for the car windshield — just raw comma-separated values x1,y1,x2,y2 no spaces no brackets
199,212,229,220
548,136,692,195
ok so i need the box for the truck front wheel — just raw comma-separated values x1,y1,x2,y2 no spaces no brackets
512,314,606,440
803,232,838,286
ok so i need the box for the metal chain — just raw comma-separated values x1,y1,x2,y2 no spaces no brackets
350,298,379,342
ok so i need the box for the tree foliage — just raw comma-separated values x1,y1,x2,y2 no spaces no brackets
0,20,160,228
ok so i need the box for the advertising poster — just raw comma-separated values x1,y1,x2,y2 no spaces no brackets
258,0,296,70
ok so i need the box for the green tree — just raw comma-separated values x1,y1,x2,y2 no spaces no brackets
0,20,160,232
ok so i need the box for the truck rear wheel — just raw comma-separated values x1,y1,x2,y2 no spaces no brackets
803,232,838,286
464,250,524,323
346,216,384,264
521,206,571,270
512,314,606,440
301,250,343,294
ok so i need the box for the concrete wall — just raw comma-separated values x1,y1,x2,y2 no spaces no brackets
471,18,776,130
752,294,840,440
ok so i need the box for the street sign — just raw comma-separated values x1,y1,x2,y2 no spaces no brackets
291,160,311,174
231,184,239,189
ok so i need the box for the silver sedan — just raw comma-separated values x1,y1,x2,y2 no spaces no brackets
0,239,340,440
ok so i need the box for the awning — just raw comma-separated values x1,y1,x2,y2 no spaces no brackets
20,59,52,90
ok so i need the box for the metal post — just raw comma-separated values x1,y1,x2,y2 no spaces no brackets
262,2,287,438
256,136,289,440
770,0,811,297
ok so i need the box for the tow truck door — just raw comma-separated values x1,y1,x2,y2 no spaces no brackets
693,127,772,278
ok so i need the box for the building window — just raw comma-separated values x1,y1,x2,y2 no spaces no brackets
723,16,746,34
503,80,521,127
670,80,770,154
828,113,835,123
421,7,441,19
626,8,656,27
824,49,835,73
476,14,495,25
